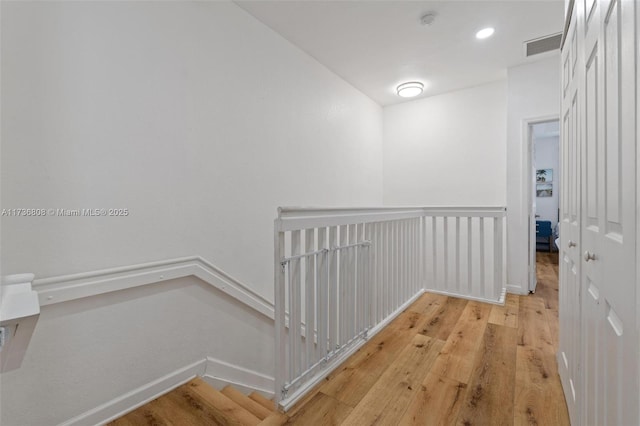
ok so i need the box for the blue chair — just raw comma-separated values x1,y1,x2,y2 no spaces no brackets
536,220,554,252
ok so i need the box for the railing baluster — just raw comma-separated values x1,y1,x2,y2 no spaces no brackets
467,217,473,295
378,221,385,322
419,216,428,288
328,226,338,354
275,230,286,403
414,217,422,293
304,228,315,372
455,217,461,292
357,223,365,336
399,220,405,303
493,216,503,300
317,227,328,361
480,217,486,298
410,219,415,294
364,223,372,332
393,220,400,310
384,221,391,317
373,222,380,325
339,225,348,348
290,230,301,380
443,217,449,291
432,217,437,288
348,223,356,342
406,220,411,298
415,217,423,293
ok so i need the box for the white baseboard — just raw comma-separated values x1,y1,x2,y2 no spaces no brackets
203,356,275,398
506,284,529,295
60,359,207,426
424,288,505,306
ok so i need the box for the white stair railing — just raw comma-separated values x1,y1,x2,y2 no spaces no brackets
274,206,506,410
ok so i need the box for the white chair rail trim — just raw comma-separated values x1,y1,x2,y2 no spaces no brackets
32,256,274,319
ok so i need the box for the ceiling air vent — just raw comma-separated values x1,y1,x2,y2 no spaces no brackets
525,33,563,57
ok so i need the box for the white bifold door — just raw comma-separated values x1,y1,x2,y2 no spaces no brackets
559,0,638,425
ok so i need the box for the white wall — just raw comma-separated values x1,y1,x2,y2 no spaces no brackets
534,135,560,228
0,2,383,424
383,81,507,206
0,1,383,299
506,56,561,293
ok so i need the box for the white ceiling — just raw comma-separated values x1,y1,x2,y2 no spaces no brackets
236,1,565,106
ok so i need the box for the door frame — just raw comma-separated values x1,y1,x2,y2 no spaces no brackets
523,114,560,293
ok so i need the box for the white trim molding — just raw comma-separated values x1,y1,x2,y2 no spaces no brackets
507,283,530,295
32,256,274,320
425,287,507,306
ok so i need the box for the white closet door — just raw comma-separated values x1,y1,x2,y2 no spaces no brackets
594,1,637,424
570,0,638,424
559,4,582,423
580,0,604,423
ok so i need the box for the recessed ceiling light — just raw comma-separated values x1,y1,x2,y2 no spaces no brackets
476,27,495,39
396,82,424,98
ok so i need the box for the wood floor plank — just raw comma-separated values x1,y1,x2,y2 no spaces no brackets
430,301,492,384
514,346,570,426
489,293,519,329
341,334,445,425
398,373,468,426
408,292,448,315
249,392,275,411
517,295,554,354
534,253,559,311
259,412,289,426
544,307,560,352
286,392,352,425
456,323,518,426
418,296,469,340
318,365,379,408
345,309,428,372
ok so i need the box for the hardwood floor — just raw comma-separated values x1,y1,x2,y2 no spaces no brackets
285,252,568,425
110,253,568,425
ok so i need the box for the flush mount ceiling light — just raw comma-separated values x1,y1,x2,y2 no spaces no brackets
476,27,495,39
396,82,424,98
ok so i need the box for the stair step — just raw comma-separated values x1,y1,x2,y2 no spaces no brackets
222,386,273,420
258,412,289,426
249,392,276,411
188,378,261,426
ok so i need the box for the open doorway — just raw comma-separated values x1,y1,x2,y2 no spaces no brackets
528,118,560,293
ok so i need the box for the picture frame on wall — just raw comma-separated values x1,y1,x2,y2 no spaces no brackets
536,168,553,182
537,183,553,197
